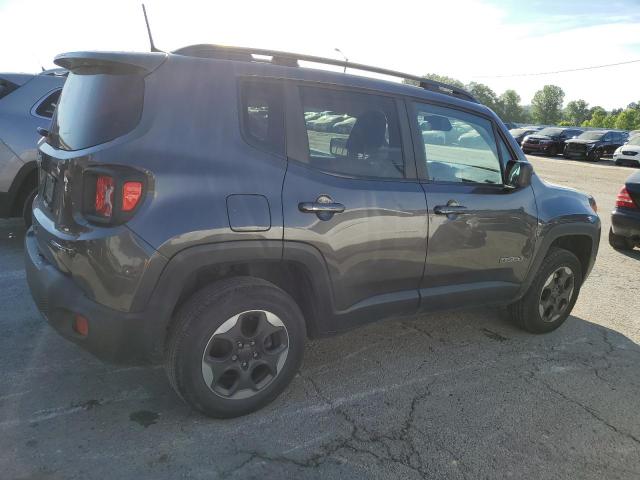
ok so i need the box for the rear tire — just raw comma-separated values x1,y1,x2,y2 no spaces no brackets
165,277,306,418
509,248,582,334
609,227,635,251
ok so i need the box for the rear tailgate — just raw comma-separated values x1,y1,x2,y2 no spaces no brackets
31,52,167,310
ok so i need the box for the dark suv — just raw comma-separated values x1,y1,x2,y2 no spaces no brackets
521,127,583,156
564,130,628,162
25,46,601,418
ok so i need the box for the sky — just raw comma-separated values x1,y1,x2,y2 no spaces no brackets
1,0,639,110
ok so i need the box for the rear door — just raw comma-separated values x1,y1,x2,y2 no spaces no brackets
282,84,428,328
408,101,538,310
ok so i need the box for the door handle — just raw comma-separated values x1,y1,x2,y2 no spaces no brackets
299,202,345,214
434,202,468,215
298,195,345,220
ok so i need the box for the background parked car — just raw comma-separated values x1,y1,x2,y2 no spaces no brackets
609,170,640,250
509,126,542,146
332,116,356,133
564,130,628,162
613,134,640,167
0,69,65,226
521,126,583,156
307,113,347,131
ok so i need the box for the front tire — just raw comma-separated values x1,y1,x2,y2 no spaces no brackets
166,277,306,418
509,248,582,334
609,227,634,251
587,149,600,162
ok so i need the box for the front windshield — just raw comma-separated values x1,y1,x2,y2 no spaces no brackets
578,131,605,141
538,127,563,136
510,128,529,135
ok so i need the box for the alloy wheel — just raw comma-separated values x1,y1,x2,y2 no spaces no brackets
201,310,289,399
538,266,575,323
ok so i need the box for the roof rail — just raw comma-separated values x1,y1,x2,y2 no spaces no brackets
172,44,479,104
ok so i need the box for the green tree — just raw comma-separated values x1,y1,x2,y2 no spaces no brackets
531,85,565,124
563,99,590,126
466,82,499,112
498,89,524,122
603,114,618,129
583,107,607,127
614,109,639,130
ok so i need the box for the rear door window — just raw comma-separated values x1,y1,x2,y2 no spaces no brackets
298,86,405,179
50,70,144,151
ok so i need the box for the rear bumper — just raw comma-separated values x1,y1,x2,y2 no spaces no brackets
24,228,152,364
611,208,640,241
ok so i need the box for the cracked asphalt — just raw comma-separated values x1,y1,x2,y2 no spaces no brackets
1,155,640,479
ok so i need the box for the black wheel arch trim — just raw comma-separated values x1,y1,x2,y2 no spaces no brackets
139,240,336,362
517,217,600,300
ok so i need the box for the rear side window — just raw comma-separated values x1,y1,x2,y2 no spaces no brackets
50,70,144,151
413,102,502,185
34,89,61,118
0,79,19,100
299,86,404,179
239,80,285,156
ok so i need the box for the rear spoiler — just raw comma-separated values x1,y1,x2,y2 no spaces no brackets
54,51,167,74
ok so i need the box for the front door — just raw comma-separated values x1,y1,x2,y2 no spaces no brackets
282,84,428,330
408,101,538,310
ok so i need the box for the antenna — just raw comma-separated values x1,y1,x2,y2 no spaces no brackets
334,48,348,73
142,4,162,52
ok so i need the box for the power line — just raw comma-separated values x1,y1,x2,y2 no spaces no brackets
472,58,640,79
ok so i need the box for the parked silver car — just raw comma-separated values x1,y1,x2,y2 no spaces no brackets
0,69,65,226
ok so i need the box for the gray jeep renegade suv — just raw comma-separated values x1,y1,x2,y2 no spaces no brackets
25,46,600,418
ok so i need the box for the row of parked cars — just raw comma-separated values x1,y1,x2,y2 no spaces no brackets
509,125,640,166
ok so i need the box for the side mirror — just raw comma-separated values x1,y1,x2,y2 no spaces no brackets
506,161,533,189
37,126,49,137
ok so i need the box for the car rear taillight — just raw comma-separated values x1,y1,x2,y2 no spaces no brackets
122,181,143,211
95,175,115,218
616,187,637,209
83,168,147,225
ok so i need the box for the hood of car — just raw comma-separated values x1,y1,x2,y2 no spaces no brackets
566,139,599,145
619,144,640,152
524,135,552,141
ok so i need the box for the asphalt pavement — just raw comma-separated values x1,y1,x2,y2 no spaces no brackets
1,155,639,479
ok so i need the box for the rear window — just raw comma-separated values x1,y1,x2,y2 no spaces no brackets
50,70,144,151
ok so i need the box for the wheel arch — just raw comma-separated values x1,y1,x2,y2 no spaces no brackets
518,219,600,299
141,241,335,362
7,161,38,217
